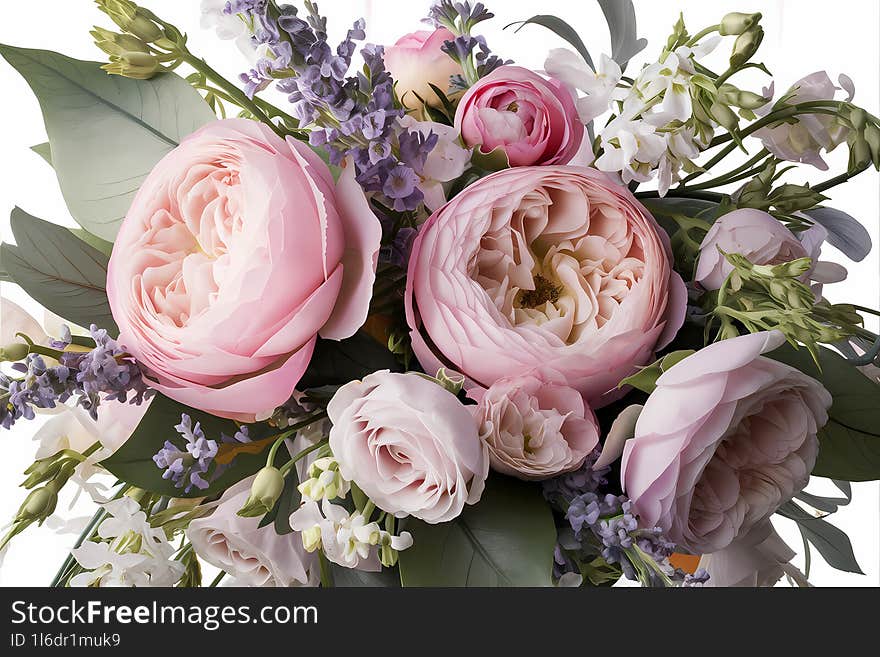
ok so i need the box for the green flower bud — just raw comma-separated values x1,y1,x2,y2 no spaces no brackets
863,123,880,168
850,135,872,171
101,51,160,79
718,84,770,110
709,101,739,132
730,26,764,67
719,12,762,36
17,486,59,525
237,466,285,518
90,27,150,58
0,342,29,362
301,526,322,553
380,542,399,568
96,0,164,43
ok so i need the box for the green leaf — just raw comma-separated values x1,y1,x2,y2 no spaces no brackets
1,207,117,335
619,349,695,393
770,343,880,481
70,229,114,257
508,15,595,72
100,393,275,498
777,500,863,575
596,0,647,70
0,44,215,241
298,330,404,390
329,564,401,587
399,476,556,587
470,146,510,172
31,142,52,166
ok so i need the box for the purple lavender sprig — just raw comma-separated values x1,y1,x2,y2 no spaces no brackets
1,325,151,430
425,1,508,89
152,415,252,493
231,1,433,213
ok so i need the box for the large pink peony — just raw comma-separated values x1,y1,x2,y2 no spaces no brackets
107,119,381,419
455,65,584,166
405,165,687,407
621,331,831,554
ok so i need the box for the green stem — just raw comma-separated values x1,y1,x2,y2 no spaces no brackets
635,189,725,202
680,148,770,187
318,551,333,587
209,570,227,587
181,53,283,138
267,411,328,466
813,163,872,193
279,439,328,477
685,25,720,47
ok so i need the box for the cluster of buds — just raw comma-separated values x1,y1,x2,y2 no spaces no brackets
0,462,74,551
724,13,764,68
709,252,859,358
736,161,828,221
846,107,880,173
92,0,184,79
298,457,350,503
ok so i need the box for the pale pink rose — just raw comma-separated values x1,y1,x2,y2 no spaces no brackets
754,71,855,170
621,331,831,554
454,65,585,166
405,166,687,407
327,371,488,524
187,476,316,587
470,375,600,480
107,119,381,420
384,28,463,110
695,208,847,291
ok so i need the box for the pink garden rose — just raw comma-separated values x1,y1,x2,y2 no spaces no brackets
755,71,855,170
471,375,600,480
454,65,585,166
188,476,316,586
384,28,463,110
107,119,381,420
405,166,687,407
621,331,831,554
327,371,488,524
695,208,847,291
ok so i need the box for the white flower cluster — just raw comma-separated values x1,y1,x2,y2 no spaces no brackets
70,497,183,587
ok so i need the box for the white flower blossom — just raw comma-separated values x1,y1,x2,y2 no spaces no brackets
544,50,622,125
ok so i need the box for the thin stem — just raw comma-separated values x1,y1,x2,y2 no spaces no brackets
209,570,227,587
813,163,872,193
681,148,770,187
279,439,328,477
181,53,283,138
685,25,720,47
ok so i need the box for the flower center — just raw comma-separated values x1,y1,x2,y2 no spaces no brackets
517,274,562,309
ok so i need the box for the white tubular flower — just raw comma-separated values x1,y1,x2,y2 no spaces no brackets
544,50,622,124
290,500,382,571
297,457,351,502
70,497,183,587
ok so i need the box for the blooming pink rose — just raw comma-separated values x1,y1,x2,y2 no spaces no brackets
621,331,831,554
384,28,463,110
328,371,488,524
754,71,855,170
188,476,316,586
405,165,687,407
107,119,381,420
695,208,846,291
454,65,585,166
470,376,599,480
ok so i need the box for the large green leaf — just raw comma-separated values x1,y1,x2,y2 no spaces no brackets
596,0,647,70
0,44,215,241
777,502,862,574
100,393,275,498
1,207,117,335
399,476,556,587
509,15,595,71
770,343,880,481
298,330,404,390
329,564,401,587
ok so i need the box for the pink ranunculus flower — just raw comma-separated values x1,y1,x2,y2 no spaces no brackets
470,375,600,480
695,208,847,291
621,331,831,554
384,28,463,110
107,118,381,420
188,476,317,586
327,370,488,524
454,65,585,166
405,166,687,407
754,71,855,170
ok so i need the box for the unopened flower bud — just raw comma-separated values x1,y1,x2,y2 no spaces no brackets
709,101,739,132
237,466,285,518
730,26,764,67
719,12,762,36
718,84,769,110
0,342,29,362
97,0,164,43
18,486,59,525
850,135,872,171
863,123,880,168
299,457,349,501
301,525,322,552
90,26,149,57
102,51,160,79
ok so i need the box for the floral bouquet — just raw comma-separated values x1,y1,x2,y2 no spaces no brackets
0,0,878,588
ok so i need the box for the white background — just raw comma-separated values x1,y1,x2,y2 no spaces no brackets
0,0,877,586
